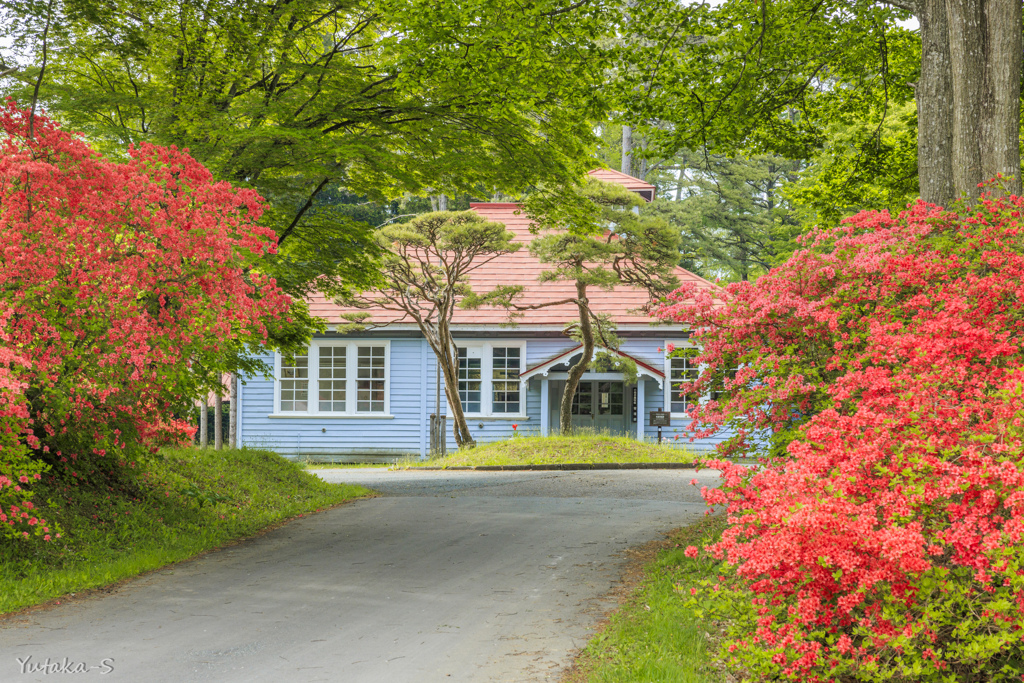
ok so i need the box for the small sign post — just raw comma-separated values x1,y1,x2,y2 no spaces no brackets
649,410,671,444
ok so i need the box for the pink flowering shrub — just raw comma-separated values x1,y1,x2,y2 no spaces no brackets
0,103,291,542
658,191,1024,680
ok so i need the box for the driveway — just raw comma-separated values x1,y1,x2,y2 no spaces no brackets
0,469,714,683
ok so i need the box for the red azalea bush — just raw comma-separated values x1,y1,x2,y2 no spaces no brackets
658,190,1024,680
0,102,291,542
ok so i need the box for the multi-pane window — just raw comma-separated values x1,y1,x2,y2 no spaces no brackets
571,382,594,415
280,354,309,412
277,343,388,415
318,346,346,412
669,347,701,414
597,381,624,415
357,346,386,412
491,347,521,413
458,348,482,413
454,342,525,415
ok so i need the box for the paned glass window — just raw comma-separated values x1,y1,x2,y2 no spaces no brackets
571,381,594,416
458,348,482,413
491,347,521,413
318,346,346,412
356,346,386,412
669,348,700,413
280,354,309,412
597,381,624,415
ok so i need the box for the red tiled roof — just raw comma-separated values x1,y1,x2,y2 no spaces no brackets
311,177,720,328
587,168,656,199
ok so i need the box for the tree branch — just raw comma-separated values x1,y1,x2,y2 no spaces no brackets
276,176,332,248
540,0,590,18
28,0,54,140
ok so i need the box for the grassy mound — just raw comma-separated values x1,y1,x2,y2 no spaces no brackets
403,434,698,468
564,515,729,683
0,446,371,615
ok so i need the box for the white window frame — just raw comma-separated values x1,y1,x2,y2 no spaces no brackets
455,340,527,418
272,340,391,417
663,340,705,419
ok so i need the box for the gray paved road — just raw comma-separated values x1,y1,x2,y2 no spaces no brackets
0,469,714,683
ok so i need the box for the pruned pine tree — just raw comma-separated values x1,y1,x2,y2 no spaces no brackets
516,179,682,435
338,211,519,448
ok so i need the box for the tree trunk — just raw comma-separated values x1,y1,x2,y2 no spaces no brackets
213,387,223,450
198,397,207,449
559,282,593,435
228,374,237,449
622,125,633,177
931,0,1022,202
980,0,1022,197
426,318,476,449
916,0,955,205
945,0,986,196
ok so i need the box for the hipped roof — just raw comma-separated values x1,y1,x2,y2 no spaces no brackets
310,172,719,328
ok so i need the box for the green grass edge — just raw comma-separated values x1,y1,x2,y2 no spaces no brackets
564,514,729,683
0,446,373,615
398,433,700,469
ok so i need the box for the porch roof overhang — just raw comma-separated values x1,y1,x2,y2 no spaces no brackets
521,345,665,388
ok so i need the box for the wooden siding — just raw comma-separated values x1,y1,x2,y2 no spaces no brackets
237,333,731,459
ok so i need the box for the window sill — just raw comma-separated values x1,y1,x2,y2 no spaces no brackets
461,415,530,421
268,413,395,419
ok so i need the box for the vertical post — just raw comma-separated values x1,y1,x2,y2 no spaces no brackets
213,386,223,450
635,379,645,442
430,414,436,456
198,397,208,449
236,375,244,449
440,415,446,456
540,378,549,437
228,374,237,450
622,125,633,176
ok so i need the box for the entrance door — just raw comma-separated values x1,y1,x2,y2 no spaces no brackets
570,381,627,434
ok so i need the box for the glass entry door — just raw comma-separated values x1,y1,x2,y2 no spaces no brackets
570,381,627,434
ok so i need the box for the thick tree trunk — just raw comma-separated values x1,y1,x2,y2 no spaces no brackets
559,283,593,435
917,0,956,205
980,0,1022,196
945,0,986,195
938,0,1022,201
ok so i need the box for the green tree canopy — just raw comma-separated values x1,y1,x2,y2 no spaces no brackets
612,0,1022,207
1,0,613,297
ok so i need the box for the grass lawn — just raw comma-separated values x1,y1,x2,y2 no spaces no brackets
563,514,729,683
0,446,372,615
400,433,699,468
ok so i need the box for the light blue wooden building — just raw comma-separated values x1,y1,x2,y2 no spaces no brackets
236,170,725,461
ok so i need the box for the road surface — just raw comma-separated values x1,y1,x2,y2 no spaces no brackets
0,469,714,683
